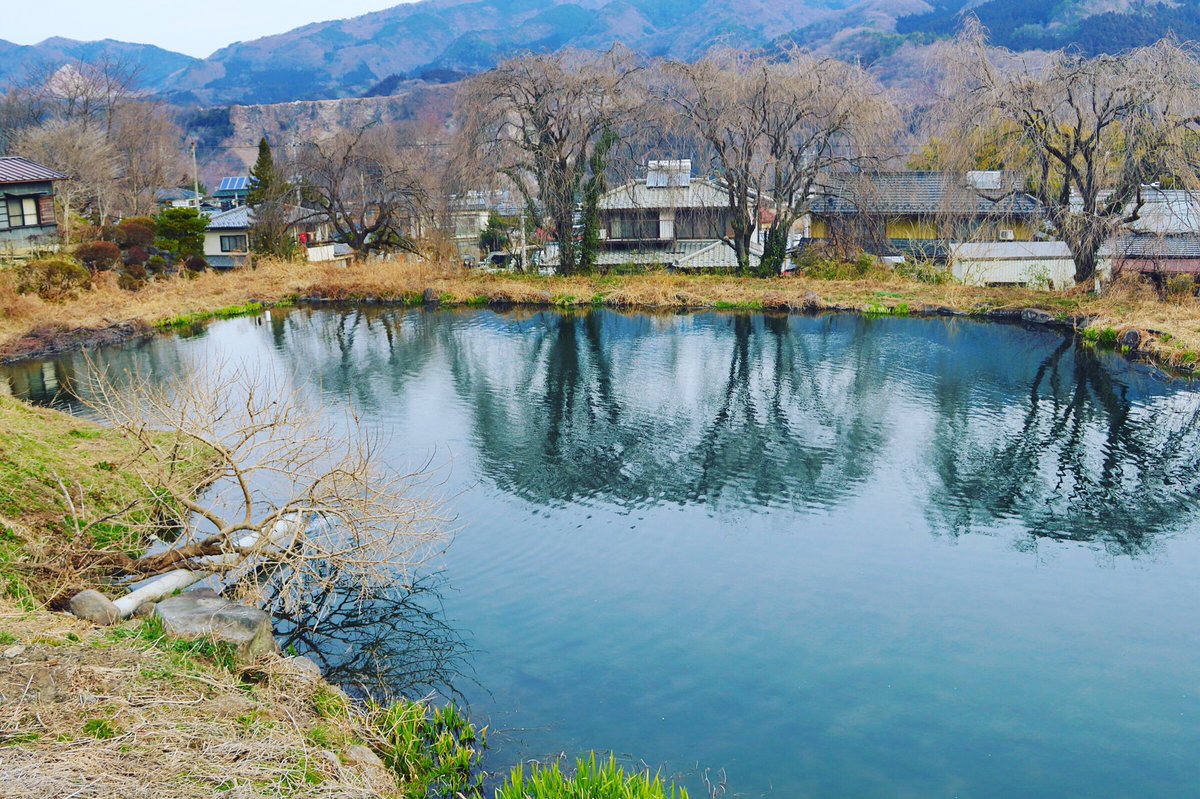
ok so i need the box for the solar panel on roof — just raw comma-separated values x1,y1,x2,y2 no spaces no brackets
218,176,250,192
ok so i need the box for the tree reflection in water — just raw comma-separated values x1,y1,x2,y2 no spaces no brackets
269,569,472,702
924,336,1200,555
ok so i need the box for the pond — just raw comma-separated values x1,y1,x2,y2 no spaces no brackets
5,307,1200,798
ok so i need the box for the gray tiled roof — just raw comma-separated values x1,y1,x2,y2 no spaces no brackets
0,156,66,185
1113,234,1200,260
206,205,252,230
811,172,1041,217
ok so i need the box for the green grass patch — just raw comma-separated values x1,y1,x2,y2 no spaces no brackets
157,302,263,330
496,753,689,799
82,718,119,740
711,300,763,311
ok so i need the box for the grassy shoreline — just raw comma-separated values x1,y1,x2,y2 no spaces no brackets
3,258,1198,373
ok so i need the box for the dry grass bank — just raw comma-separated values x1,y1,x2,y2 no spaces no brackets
0,603,400,799
3,257,1199,371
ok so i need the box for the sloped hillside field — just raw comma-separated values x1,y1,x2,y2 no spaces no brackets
7,307,1199,798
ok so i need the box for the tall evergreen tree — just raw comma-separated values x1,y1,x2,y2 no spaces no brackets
247,137,279,206
247,137,294,258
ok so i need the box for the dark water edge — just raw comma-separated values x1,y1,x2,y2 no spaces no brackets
4,306,1199,798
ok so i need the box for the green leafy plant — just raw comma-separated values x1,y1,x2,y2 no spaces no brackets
369,700,487,799
496,753,690,799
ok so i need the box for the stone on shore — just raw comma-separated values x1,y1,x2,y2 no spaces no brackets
154,592,278,662
68,589,121,626
344,744,386,770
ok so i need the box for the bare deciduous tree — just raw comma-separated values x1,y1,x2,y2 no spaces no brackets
13,118,116,240
297,125,427,257
936,19,1200,284
663,48,896,274
456,47,643,274
110,101,187,217
82,357,446,614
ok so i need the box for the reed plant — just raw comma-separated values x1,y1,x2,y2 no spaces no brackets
496,753,690,799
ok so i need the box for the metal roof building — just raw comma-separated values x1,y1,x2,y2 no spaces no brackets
0,157,66,185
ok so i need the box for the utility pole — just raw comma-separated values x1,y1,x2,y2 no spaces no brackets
191,141,200,208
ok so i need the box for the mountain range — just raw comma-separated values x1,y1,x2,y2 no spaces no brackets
3,0,1200,106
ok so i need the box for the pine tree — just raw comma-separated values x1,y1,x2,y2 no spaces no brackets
247,137,278,207
247,137,293,258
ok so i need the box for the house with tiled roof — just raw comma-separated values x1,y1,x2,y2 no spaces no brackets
203,204,343,268
547,160,762,272
804,171,1043,263
0,156,65,254
1111,188,1200,276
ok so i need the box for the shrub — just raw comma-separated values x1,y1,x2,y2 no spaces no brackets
15,257,92,300
184,255,209,273
496,754,689,799
154,207,208,259
74,240,122,272
895,259,953,285
117,272,145,292
1166,274,1196,303
117,221,155,249
123,245,149,266
146,255,168,275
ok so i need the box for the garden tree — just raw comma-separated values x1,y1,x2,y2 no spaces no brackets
79,358,445,614
247,137,295,258
663,48,896,275
480,211,511,253
938,20,1200,284
456,47,643,275
154,207,208,260
296,125,426,256
579,128,618,274
13,118,116,241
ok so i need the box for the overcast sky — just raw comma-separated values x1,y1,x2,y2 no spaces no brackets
5,1,409,58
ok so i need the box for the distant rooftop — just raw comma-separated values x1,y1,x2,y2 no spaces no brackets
0,156,66,185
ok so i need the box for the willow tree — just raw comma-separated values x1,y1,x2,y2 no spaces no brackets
663,48,896,275
939,21,1200,285
296,125,426,256
456,47,642,275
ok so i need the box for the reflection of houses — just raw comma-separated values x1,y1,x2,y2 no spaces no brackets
0,156,64,255
212,176,251,210
805,171,1041,263
204,205,345,269
557,160,760,271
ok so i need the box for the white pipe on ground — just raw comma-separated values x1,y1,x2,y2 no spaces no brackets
113,513,308,619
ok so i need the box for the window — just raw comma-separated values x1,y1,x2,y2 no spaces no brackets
220,235,248,252
676,210,725,240
5,196,40,228
608,212,659,241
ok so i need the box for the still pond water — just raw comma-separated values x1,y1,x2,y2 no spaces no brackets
5,307,1200,798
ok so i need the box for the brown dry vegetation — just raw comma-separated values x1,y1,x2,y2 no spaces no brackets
2,257,1199,371
0,603,400,799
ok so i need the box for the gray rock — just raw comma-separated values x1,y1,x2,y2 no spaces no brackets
1121,329,1142,350
69,590,121,626
343,744,386,770
132,601,156,619
285,655,322,680
318,750,342,768
422,287,439,305
1021,308,1055,325
154,592,278,662
2,644,25,659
